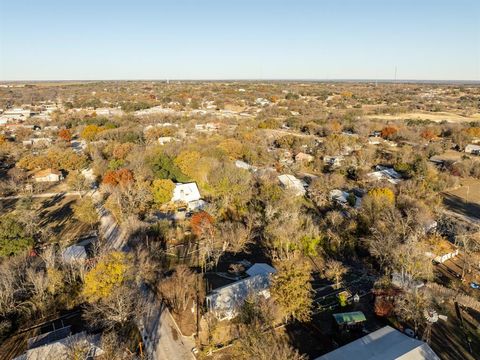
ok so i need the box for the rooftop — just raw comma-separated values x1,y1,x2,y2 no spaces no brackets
316,326,439,360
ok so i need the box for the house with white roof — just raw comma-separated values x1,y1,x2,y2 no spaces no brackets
33,169,63,183
366,166,402,185
465,144,480,155
278,174,307,196
316,326,439,360
206,263,276,320
171,182,205,211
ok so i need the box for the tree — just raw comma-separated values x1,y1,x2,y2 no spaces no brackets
381,126,398,139
83,285,141,331
66,171,89,193
151,179,175,205
58,128,72,142
174,150,201,177
81,125,103,141
0,215,34,257
73,198,98,229
324,259,348,289
367,187,395,205
217,138,245,159
149,152,189,182
82,252,132,303
157,265,196,314
270,258,313,322
102,168,134,188
234,329,305,360
191,211,215,238
395,291,431,336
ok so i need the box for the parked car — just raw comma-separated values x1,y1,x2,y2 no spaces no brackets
470,282,480,289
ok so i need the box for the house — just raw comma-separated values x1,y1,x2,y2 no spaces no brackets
332,311,366,331
22,138,52,148
171,182,205,211
33,169,63,183
1,108,32,121
316,326,439,360
13,331,103,360
330,189,350,206
295,152,314,164
329,189,361,208
278,174,307,196
206,263,276,320
425,237,459,264
366,166,402,185
62,245,88,263
465,144,480,155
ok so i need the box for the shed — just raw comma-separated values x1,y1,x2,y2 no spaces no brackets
333,311,366,330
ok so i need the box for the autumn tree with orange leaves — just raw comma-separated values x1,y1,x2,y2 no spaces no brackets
381,126,398,139
58,129,72,142
102,168,134,187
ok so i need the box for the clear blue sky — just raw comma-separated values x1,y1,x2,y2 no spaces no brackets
0,0,479,81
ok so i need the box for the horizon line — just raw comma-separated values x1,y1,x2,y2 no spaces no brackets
1,78,480,85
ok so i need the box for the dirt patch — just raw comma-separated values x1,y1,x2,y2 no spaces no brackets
443,179,480,222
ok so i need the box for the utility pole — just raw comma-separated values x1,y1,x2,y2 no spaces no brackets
195,239,200,336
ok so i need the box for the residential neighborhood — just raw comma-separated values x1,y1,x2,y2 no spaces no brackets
1,1,480,359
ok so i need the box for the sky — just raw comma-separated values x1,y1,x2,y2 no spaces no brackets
0,0,479,81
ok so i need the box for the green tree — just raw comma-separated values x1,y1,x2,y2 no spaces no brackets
0,215,34,257
149,152,189,182
270,258,313,322
73,198,98,229
151,179,175,205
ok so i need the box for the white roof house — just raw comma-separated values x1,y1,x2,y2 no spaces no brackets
33,169,63,183
171,182,205,211
13,331,103,360
465,144,480,154
316,326,439,360
366,166,402,185
206,263,276,320
278,174,307,196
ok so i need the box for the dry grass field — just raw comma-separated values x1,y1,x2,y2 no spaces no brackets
367,112,480,123
443,178,480,222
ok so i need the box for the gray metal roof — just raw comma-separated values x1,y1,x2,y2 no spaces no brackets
316,326,440,360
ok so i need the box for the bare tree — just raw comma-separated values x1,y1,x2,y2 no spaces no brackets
324,259,348,289
158,265,196,314
83,285,141,331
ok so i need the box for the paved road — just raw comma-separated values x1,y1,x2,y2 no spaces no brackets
140,294,196,360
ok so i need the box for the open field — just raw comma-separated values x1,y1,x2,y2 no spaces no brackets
0,194,91,246
443,179,480,223
366,112,480,123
